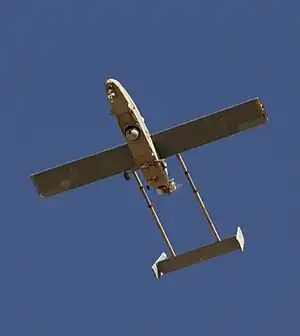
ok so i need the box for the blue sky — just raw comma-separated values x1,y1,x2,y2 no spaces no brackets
1,1,299,334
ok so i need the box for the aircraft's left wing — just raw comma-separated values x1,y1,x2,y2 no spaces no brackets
152,97,268,159
31,143,135,198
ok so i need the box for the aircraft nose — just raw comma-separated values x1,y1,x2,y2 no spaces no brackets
105,78,126,105
106,78,114,89
105,79,120,94
106,78,121,87
106,79,121,104
106,78,114,86
105,79,116,95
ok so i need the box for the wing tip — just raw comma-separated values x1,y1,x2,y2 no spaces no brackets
254,96,269,124
30,173,50,199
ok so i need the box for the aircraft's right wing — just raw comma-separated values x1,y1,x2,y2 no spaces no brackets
31,143,135,199
152,97,268,159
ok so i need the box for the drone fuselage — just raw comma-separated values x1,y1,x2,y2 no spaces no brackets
105,78,176,195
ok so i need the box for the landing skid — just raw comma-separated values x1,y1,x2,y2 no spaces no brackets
132,153,245,279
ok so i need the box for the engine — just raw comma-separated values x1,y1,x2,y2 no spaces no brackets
157,179,177,195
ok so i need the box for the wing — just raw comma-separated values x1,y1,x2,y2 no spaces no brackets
152,97,268,159
31,143,135,198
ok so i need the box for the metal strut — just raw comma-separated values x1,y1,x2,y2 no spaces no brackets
132,171,176,257
151,154,245,279
176,153,221,242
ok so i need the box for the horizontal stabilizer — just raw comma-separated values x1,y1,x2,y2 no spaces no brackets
31,143,135,198
152,98,268,159
152,227,244,279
